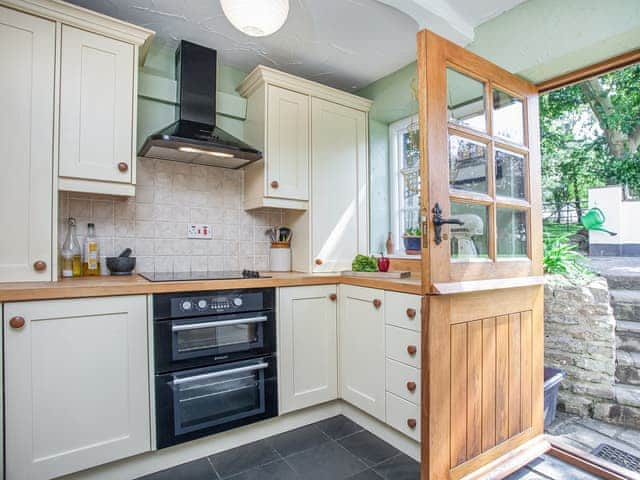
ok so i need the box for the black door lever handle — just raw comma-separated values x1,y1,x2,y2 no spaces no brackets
432,202,464,245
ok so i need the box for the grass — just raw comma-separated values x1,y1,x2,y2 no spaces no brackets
543,222,582,242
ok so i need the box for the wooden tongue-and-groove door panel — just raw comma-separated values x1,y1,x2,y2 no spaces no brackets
416,31,544,479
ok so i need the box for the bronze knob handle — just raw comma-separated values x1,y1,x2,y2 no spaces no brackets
118,162,129,173
407,381,417,392
373,299,382,309
406,308,417,319
271,180,279,189
9,316,25,329
329,293,337,301
407,345,417,355
33,260,47,271
407,418,417,429
315,258,323,265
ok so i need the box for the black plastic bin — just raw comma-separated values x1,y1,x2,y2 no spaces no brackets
544,366,565,428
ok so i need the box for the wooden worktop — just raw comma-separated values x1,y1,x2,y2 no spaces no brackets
0,271,422,302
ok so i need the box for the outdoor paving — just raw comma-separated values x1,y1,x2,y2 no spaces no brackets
546,412,640,458
589,257,640,280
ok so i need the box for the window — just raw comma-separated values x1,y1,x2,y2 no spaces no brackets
389,115,420,253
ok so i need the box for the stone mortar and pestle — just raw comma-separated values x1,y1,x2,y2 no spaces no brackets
106,248,136,275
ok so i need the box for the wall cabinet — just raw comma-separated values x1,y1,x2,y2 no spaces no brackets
338,285,386,421
0,6,55,282
4,295,151,480
278,285,338,414
239,66,371,272
58,25,136,191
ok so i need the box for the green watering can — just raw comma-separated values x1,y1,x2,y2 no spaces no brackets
580,207,617,236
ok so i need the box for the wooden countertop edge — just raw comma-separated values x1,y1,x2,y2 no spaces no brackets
0,273,422,302
432,276,545,295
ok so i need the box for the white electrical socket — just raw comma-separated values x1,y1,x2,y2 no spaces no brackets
187,224,213,239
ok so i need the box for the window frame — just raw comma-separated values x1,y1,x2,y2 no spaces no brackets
389,114,420,253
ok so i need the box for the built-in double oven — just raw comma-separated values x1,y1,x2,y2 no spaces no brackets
153,288,277,449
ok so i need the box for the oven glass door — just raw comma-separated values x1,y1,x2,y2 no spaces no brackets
172,313,268,361
156,356,278,448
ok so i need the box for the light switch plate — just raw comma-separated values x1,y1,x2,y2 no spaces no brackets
188,224,213,239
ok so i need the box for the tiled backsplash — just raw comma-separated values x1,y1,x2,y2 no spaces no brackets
58,158,283,273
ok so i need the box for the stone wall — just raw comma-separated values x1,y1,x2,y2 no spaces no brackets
544,275,616,416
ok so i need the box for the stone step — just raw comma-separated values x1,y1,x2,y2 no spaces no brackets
614,384,640,408
610,289,640,323
605,275,640,290
616,350,640,385
616,320,640,353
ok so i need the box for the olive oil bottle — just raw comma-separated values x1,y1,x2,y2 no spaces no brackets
83,223,101,276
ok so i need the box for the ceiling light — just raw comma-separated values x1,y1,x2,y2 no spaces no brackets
178,147,234,158
220,0,289,37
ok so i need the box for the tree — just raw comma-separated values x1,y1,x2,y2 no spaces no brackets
541,64,640,215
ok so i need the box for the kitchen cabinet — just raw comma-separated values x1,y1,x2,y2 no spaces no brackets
243,84,309,209
0,5,55,282
4,295,151,480
278,285,338,413
58,25,136,193
310,98,368,272
338,285,386,421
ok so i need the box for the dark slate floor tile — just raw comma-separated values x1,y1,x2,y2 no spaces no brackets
528,454,601,480
373,453,420,480
137,458,217,480
209,439,279,479
286,441,368,480
227,459,299,480
346,469,384,479
267,424,330,457
338,430,399,466
315,415,363,440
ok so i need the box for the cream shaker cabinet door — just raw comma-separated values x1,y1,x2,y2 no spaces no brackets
338,285,386,421
0,7,54,282
266,85,309,200
311,98,368,272
278,285,338,413
4,296,151,480
59,25,134,184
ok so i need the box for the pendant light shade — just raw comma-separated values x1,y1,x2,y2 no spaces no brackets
220,0,290,37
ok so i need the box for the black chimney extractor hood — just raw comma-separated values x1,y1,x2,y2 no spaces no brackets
138,41,262,168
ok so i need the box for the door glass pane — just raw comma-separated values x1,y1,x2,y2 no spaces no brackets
174,363,266,434
449,135,488,194
495,149,526,199
493,89,524,144
450,202,489,259
497,208,528,257
447,68,486,131
175,323,259,354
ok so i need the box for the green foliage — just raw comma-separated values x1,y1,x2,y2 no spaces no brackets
352,254,378,272
404,226,422,236
541,64,640,205
543,233,591,277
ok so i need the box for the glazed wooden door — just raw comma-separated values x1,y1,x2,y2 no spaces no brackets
416,31,544,479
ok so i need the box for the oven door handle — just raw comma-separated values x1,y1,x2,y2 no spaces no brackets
172,362,269,385
171,316,268,332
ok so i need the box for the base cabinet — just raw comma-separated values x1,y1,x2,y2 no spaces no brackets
338,285,386,421
278,285,338,414
4,295,151,480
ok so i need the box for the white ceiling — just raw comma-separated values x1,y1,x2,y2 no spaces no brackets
66,0,420,91
66,0,529,91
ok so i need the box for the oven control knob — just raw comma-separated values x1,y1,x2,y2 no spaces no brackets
233,297,243,307
197,299,208,310
181,300,192,311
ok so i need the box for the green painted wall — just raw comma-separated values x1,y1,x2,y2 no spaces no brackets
358,62,418,253
136,41,248,151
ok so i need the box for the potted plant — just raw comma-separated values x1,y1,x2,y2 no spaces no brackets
403,226,421,255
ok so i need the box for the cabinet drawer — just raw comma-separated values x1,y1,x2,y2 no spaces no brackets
384,292,421,332
386,325,420,368
386,358,420,405
386,392,419,441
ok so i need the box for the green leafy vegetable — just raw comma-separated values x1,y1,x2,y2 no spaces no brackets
352,254,378,272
